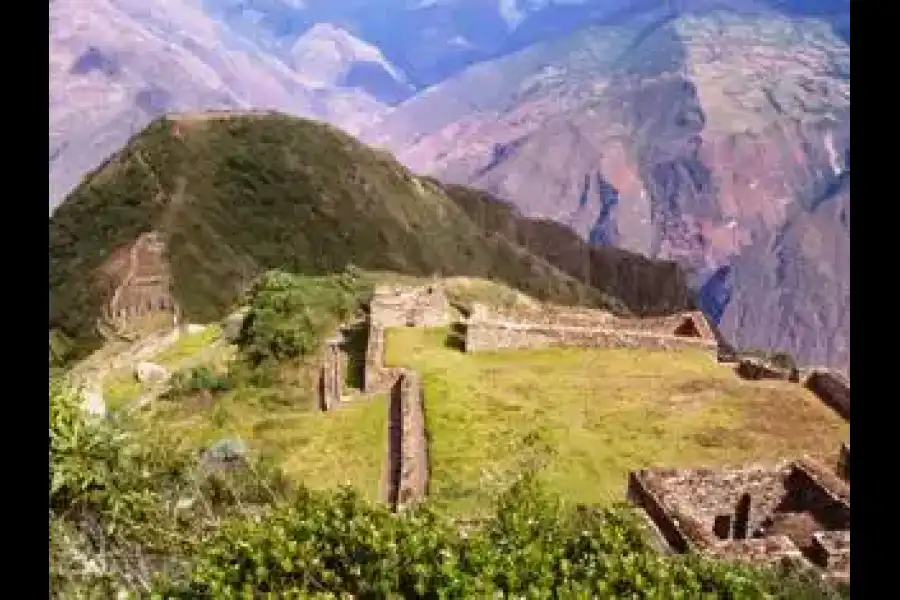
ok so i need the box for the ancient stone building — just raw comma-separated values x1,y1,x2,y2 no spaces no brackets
463,303,718,353
628,459,850,583
370,282,452,328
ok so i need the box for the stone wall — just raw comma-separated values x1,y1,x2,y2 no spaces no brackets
465,321,717,353
785,460,851,528
318,338,344,411
364,325,404,394
370,283,452,328
362,322,431,510
464,303,717,354
389,371,429,510
735,358,798,382
809,531,850,573
628,459,851,579
467,304,715,340
631,464,794,543
803,370,850,421
627,471,692,552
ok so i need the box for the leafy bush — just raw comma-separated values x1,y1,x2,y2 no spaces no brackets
49,378,287,598
50,377,195,596
235,268,367,367
155,473,847,599
169,366,231,396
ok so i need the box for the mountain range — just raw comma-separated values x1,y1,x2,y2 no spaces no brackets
48,0,850,371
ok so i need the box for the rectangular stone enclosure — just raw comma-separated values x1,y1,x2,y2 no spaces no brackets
628,459,850,580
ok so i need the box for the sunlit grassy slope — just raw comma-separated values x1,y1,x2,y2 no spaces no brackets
384,327,849,515
143,391,388,503
99,323,388,502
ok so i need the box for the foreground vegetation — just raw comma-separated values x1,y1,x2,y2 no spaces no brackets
384,327,849,515
51,377,847,599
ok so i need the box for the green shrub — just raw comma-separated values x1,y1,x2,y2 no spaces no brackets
235,268,366,367
49,378,288,598
155,473,847,599
169,366,231,396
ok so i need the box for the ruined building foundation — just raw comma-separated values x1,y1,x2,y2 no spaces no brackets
628,458,850,583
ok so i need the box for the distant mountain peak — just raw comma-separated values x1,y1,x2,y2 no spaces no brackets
290,22,413,101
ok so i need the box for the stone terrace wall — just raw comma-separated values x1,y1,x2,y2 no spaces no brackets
318,338,344,411
803,370,850,421
364,325,404,394
390,371,429,510
363,323,430,510
465,321,717,353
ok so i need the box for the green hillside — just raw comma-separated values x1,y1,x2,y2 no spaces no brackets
49,112,694,356
437,181,696,316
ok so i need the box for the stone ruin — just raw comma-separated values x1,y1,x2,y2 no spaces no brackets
315,278,852,559
628,457,850,583
315,283,437,511
98,231,182,339
803,369,850,421
317,281,452,410
369,281,452,328
318,332,347,411
735,357,799,383
463,303,718,353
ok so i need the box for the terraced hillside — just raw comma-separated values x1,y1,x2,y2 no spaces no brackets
49,112,695,359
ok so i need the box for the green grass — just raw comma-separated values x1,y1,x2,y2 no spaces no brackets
143,386,389,503
384,327,849,516
102,369,144,411
152,325,223,368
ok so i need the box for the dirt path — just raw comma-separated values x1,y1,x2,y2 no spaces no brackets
71,329,186,417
